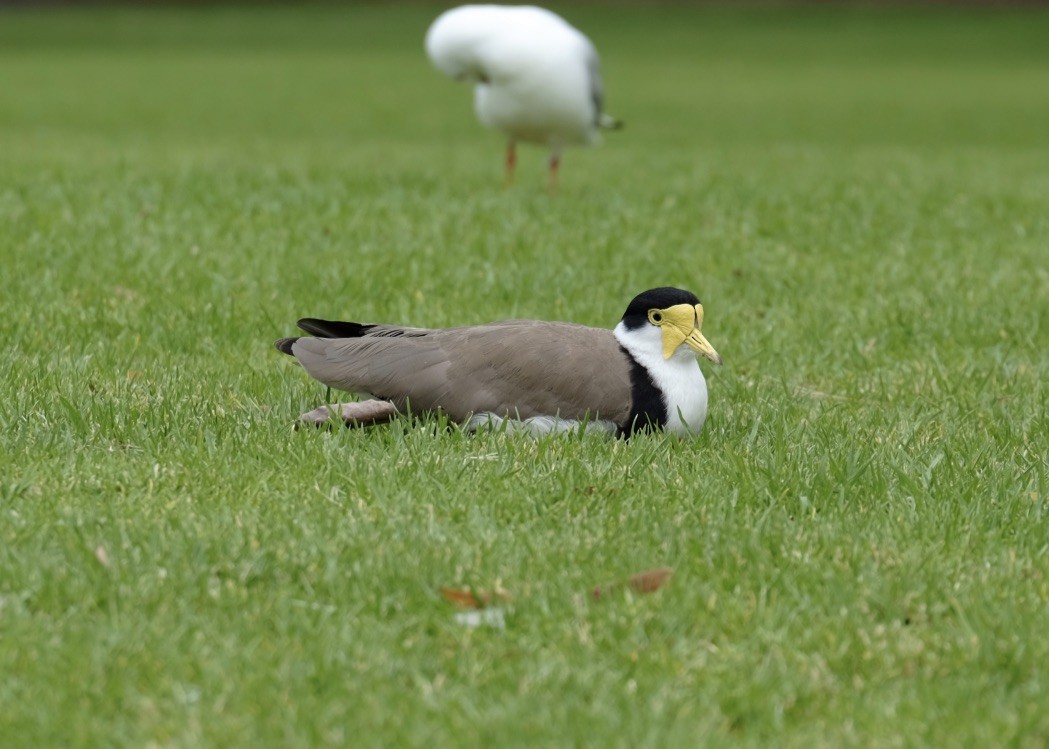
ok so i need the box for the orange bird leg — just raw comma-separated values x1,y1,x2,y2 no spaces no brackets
547,153,561,193
504,141,517,186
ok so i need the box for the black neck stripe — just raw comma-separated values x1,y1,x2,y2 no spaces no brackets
617,344,667,438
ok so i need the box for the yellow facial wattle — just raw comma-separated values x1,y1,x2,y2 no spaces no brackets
649,303,722,364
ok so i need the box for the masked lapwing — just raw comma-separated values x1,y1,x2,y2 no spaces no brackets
425,4,621,190
275,287,721,437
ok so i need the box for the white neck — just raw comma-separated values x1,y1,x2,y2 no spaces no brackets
614,322,709,436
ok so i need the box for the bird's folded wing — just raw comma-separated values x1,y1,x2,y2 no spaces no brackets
290,335,451,412
291,320,632,424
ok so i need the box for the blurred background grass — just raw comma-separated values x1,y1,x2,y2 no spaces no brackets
1,3,1048,747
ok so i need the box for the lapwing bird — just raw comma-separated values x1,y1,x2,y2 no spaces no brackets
425,4,621,190
275,287,721,437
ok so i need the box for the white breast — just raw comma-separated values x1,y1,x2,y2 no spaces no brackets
613,322,709,436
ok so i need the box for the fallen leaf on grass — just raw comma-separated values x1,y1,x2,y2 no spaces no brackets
591,567,673,600
439,586,512,609
440,588,485,608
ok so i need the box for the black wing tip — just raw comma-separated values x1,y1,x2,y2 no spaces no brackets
297,318,369,339
275,337,299,355
277,318,370,352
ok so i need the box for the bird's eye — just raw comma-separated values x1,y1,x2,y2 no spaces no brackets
647,309,664,325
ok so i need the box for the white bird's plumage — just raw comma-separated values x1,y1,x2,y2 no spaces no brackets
466,413,619,436
425,4,617,184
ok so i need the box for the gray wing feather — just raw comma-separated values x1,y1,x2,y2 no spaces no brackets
291,336,452,411
585,43,605,126
290,320,632,424
584,41,621,130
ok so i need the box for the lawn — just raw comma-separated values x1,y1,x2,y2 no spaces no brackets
1,3,1048,746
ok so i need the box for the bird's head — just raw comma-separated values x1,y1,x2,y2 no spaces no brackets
425,6,500,84
619,287,722,364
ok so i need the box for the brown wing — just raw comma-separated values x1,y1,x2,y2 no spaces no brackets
287,320,632,424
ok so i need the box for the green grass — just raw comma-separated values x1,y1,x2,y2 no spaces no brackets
2,3,1048,746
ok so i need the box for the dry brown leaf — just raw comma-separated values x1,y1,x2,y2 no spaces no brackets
628,567,673,593
592,567,673,600
440,586,511,609
440,588,485,608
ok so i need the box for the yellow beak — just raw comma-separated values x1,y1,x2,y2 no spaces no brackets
659,303,722,364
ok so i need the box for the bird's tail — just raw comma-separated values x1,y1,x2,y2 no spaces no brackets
275,318,369,355
297,318,370,338
599,113,623,131
275,337,299,355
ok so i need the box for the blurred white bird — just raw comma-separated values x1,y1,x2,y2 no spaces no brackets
425,4,621,190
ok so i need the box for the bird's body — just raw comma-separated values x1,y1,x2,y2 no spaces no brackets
276,288,721,437
425,4,619,187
